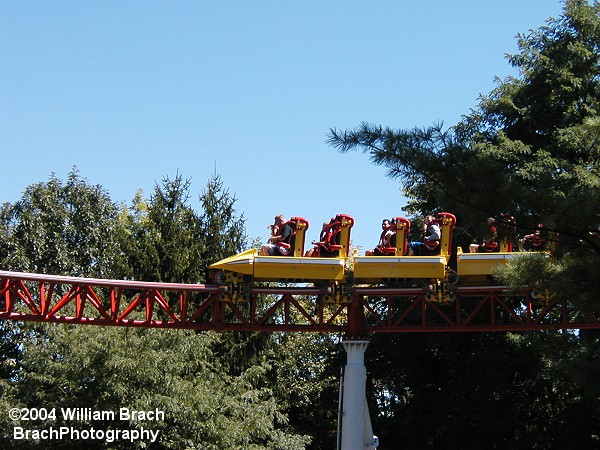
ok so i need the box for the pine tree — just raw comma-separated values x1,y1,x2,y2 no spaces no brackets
327,1,600,447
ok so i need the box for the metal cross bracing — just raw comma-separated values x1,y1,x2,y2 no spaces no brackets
0,270,597,334
1,270,599,335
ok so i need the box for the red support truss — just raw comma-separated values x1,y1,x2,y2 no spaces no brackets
1,270,599,335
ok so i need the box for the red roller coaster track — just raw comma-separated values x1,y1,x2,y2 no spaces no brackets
1,270,599,337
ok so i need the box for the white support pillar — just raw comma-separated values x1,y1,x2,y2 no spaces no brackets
341,339,379,450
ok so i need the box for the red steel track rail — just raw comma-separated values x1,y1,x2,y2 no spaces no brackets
1,270,599,336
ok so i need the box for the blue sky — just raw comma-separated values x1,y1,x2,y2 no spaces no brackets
1,1,565,252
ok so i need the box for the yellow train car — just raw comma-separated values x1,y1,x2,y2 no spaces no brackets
353,212,456,283
209,250,348,283
456,247,521,277
209,214,354,285
456,245,549,289
209,211,549,304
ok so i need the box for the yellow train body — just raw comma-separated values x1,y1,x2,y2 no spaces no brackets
456,247,521,276
209,212,549,303
353,255,447,281
209,214,353,284
209,249,347,282
353,212,456,282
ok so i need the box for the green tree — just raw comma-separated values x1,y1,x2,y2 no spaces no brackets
118,172,247,284
0,169,126,386
328,0,600,305
265,332,344,450
198,172,247,270
366,331,600,450
118,174,206,283
327,1,600,447
0,325,310,450
0,168,125,277
0,171,314,449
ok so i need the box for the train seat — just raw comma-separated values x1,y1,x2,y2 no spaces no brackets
312,219,343,257
277,217,309,257
307,214,354,258
372,217,410,256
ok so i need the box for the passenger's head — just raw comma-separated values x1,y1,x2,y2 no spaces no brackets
424,215,435,224
274,215,286,226
381,219,390,229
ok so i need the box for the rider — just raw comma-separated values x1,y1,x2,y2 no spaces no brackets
518,223,546,251
469,217,499,253
408,215,441,256
365,219,395,256
260,215,295,256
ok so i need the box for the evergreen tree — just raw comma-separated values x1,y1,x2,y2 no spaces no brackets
199,172,247,271
0,171,312,449
118,172,247,284
328,0,600,305
118,173,205,283
327,1,600,447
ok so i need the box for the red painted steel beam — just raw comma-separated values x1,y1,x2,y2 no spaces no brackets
1,270,599,333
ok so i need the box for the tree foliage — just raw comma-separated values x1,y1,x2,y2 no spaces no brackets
118,174,205,283
0,168,125,278
1,326,310,450
265,332,344,450
118,172,247,284
198,172,247,271
0,171,314,449
328,1,600,447
367,331,600,449
328,0,600,302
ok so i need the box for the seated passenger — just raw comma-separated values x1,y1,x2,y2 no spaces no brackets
366,219,396,256
408,215,440,256
260,215,295,256
469,217,499,253
518,223,546,251
304,217,341,257
268,222,279,238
